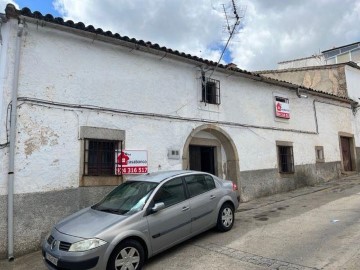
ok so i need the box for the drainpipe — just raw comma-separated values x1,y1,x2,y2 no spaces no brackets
7,18,24,261
313,100,319,134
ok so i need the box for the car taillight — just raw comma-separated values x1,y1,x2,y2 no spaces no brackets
232,182,238,191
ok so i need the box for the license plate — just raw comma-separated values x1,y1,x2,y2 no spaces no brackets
45,252,58,266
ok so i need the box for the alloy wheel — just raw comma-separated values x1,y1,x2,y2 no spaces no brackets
115,247,140,270
222,207,233,227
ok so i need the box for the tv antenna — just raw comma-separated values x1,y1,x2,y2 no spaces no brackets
208,0,245,78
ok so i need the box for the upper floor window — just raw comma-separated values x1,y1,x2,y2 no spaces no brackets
201,72,220,105
351,48,360,63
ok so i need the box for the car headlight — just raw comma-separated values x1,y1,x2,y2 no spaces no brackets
69,239,107,252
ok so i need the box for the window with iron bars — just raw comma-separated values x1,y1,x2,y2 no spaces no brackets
84,139,122,176
201,73,220,105
277,145,294,173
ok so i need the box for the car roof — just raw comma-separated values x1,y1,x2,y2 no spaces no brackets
129,170,204,183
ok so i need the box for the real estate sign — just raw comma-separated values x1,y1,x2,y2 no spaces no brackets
275,100,290,119
116,150,148,175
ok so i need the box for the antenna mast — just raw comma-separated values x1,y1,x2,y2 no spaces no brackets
208,0,244,79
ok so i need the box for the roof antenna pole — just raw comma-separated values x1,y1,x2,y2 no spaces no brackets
208,0,244,79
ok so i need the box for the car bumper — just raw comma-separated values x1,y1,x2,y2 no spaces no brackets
42,229,108,270
42,251,99,270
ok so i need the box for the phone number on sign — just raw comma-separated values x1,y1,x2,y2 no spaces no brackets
117,166,148,174
276,112,290,119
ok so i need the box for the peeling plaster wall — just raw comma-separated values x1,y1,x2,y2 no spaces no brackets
5,98,353,195
261,67,348,98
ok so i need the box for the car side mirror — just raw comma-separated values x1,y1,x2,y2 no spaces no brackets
151,202,165,213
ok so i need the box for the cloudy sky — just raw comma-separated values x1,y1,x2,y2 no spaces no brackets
1,0,360,71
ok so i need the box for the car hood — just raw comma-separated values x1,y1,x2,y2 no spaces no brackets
55,207,129,238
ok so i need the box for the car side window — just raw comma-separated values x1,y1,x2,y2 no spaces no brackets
184,175,209,197
204,175,216,190
153,177,186,208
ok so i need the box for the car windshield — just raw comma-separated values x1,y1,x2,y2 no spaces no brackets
92,181,158,216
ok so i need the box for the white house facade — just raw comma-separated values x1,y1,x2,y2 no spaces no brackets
259,61,360,172
0,5,358,259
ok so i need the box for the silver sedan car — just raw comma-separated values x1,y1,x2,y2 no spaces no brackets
42,170,240,270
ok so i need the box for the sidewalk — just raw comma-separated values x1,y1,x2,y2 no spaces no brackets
237,173,360,212
1,173,360,270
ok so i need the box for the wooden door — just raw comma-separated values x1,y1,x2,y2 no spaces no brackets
340,137,352,171
189,145,215,175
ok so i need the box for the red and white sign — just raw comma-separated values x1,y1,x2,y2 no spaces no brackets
275,101,290,119
116,150,148,175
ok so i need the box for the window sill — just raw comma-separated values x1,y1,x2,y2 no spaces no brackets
200,101,220,106
81,176,123,187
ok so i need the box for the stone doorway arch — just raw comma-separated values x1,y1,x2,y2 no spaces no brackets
182,124,240,191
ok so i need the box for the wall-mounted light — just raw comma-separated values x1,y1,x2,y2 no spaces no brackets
296,87,308,99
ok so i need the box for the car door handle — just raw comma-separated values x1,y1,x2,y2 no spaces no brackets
210,195,216,200
182,206,190,211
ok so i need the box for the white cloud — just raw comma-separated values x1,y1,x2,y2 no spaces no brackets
232,0,360,70
53,0,227,61
0,0,18,12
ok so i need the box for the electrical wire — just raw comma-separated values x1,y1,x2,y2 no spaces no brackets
0,102,11,148
17,96,323,135
0,95,350,150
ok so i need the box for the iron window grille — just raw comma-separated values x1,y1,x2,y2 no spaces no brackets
84,139,122,176
278,145,294,173
201,73,220,105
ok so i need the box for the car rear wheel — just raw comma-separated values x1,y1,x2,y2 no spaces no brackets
107,239,145,270
217,203,234,232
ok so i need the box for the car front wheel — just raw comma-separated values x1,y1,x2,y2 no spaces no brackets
107,239,145,270
217,203,234,232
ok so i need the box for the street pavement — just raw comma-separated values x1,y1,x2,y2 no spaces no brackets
1,174,360,270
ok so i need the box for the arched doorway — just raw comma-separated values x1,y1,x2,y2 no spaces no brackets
182,124,240,190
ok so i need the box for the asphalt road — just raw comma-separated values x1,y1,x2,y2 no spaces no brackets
2,174,360,270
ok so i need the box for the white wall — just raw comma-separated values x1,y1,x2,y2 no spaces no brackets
278,55,325,70
0,19,355,195
344,66,360,144
345,66,360,101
